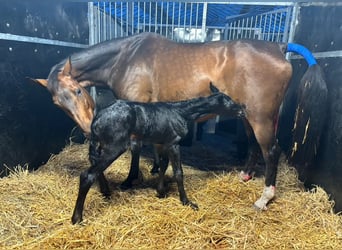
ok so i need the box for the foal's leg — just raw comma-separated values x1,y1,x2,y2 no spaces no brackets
97,172,111,199
120,137,142,189
150,144,163,175
167,144,198,210
156,151,169,198
251,121,281,210
71,142,126,224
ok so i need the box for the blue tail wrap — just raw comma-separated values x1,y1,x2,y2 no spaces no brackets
287,43,317,67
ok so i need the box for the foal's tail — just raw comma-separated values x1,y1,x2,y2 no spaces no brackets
285,43,328,167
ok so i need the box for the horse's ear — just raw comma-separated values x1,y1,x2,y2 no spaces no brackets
62,57,72,76
29,78,48,88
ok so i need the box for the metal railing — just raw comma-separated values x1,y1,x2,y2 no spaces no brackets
88,1,294,44
225,7,292,42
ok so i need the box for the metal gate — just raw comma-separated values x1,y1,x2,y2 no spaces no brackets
88,1,294,45
87,1,295,134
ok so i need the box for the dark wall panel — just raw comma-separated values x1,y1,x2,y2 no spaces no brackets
0,1,88,176
279,4,342,212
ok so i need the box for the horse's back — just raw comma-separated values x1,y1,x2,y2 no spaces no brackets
108,34,292,114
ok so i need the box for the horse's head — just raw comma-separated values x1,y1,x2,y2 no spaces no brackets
33,58,95,135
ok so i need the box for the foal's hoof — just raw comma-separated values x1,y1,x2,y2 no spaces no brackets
184,200,199,211
150,165,159,175
71,213,82,225
120,180,133,190
157,190,167,199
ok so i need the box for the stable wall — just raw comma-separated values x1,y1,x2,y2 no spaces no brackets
0,1,88,176
279,3,342,212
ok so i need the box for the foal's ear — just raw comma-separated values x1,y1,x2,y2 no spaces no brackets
62,57,73,76
29,77,48,88
209,82,220,93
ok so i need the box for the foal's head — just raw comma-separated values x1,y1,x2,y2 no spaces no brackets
209,83,246,118
33,58,95,135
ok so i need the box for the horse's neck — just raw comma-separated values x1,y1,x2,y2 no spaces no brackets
70,39,127,87
177,95,220,121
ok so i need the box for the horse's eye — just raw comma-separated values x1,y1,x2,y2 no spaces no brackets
76,88,82,96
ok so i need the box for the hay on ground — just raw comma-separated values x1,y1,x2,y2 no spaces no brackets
0,143,341,249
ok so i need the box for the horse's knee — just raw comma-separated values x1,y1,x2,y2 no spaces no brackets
80,170,97,190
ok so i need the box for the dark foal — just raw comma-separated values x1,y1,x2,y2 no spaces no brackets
71,84,245,224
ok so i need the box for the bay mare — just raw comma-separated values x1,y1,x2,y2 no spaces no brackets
33,32,327,211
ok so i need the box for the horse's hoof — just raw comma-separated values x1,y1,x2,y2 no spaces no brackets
150,165,159,175
183,200,199,210
71,213,82,225
157,187,167,198
103,193,111,200
119,181,133,190
239,171,253,182
189,202,199,211
253,201,268,211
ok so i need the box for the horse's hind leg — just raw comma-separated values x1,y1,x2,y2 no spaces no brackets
240,119,263,181
121,137,142,189
150,144,163,175
156,151,169,198
98,172,111,199
251,121,281,210
168,144,198,210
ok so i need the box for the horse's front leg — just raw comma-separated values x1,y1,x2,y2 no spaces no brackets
120,137,142,189
72,141,126,224
72,168,98,224
168,144,198,210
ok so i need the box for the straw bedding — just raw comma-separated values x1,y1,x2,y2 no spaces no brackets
0,142,341,249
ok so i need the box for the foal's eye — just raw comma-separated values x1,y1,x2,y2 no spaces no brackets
75,88,82,96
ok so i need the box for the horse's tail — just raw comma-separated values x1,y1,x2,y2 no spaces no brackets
285,43,328,167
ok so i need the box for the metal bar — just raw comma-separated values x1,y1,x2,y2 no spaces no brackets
291,50,342,59
166,2,169,38
109,2,112,40
137,2,140,32
103,2,106,41
126,2,129,36
171,2,175,40
177,3,181,42
201,2,207,42
0,33,88,48
189,3,193,34
143,2,146,33
88,3,95,46
183,3,187,42
88,3,96,106
97,5,101,43
114,2,117,37
149,2,152,32
283,6,292,43
120,2,124,36
160,2,163,35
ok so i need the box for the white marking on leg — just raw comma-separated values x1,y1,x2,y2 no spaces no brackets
239,170,253,182
254,185,275,210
